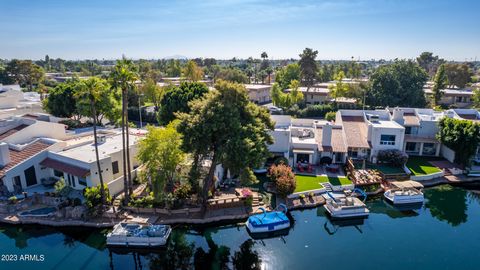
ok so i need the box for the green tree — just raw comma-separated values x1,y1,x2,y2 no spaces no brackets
367,60,428,108
416,52,444,77
472,88,480,109
110,57,139,203
6,59,45,91
76,78,120,124
216,67,249,83
328,70,350,103
137,123,186,201
437,117,480,166
299,48,318,87
270,83,284,106
183,60,204,82
431,64,448,107
444,63,473,88
276,63,301,90
166,59,182,77
288,79,304,105
159,81,209,124
43,80,79,119
74,77,112,206
141,78,165,111
177,80,274,201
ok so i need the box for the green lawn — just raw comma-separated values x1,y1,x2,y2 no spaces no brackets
294,175,352,193
406,156,442,175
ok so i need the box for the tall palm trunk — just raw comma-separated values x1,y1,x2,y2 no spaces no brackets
121,89,129,204
91,99,105,206
125,88,133,196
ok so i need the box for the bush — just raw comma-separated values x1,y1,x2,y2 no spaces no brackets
59,119,92,130
84,184,111,210
268,164,296,197
325,111,337,121
377,149,408,167
298,104,333,118
8,196,18,204
73,198,82,206
274,156,289,166
129,193,156,208
275,175,296,197
239,168,258,186
173,183,192,200
54,178,72,197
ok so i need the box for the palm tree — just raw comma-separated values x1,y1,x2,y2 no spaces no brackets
111,57,139,204
74,77,108,206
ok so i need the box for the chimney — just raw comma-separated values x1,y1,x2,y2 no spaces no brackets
0,142,11,167
322,123,332,147
392,107,404,125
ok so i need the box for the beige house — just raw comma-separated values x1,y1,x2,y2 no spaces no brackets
244,84,272,104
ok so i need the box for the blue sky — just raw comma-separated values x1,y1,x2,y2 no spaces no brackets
1,0,479,60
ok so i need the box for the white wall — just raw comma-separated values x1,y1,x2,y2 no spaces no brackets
441,145,456,163
4,121,67,144
369,127,405,156
268,130,290,153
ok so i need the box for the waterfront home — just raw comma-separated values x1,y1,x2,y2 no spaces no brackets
268,115,291,161
244,84,272,104
40,131,143,196
336,110,405,162
0,115,143,197
386,108,443,157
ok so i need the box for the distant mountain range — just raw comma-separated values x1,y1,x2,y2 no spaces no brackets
163,55,188,60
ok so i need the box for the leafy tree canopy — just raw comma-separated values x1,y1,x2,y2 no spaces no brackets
275,63,301,90
299,48,319,87
177,80,274,200
159,81,209,125
437,117,480,166
367,60,428,108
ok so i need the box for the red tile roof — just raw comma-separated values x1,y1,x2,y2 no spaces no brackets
40,158,90,178
0,141,50,177
0,124,29,141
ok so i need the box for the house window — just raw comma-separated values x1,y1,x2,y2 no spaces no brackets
405,127,412,135
53,170,63,177
13,176,21,187
112,161,119,174
423,143,436,156
456,96,462,103
405,142,417,152
380,135,396,145
348,148,358,158
78,177,87,186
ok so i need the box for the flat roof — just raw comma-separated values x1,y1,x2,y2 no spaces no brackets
56,132,142,163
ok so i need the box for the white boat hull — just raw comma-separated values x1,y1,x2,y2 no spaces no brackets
246,220,290,233
106,223,171,247
324,204,370,219
384,190,424,205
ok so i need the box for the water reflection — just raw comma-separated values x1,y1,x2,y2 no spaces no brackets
232,240,262,270
323,217,365,235
425,185,467,226
2,186,480,270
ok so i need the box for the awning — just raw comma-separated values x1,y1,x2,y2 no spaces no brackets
292,149,315,154
40,158,90,178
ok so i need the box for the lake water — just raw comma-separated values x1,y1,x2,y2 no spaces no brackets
1,185,480,270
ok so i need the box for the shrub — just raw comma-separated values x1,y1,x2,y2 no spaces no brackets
245,196,253,206
268,164,296,197
325,111,337,121
299,193,306,200
54,178,72,197
84,184,111,210
274,156,289,166
298,104,333,118
308,192,315,198
8,196,18,204
275,175,296,197
73,198,82,206
239,168,258,186
377,149,408,167
173,182,192,200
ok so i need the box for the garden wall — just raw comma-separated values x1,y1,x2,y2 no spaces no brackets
410,171,445,181
441,145,455,163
